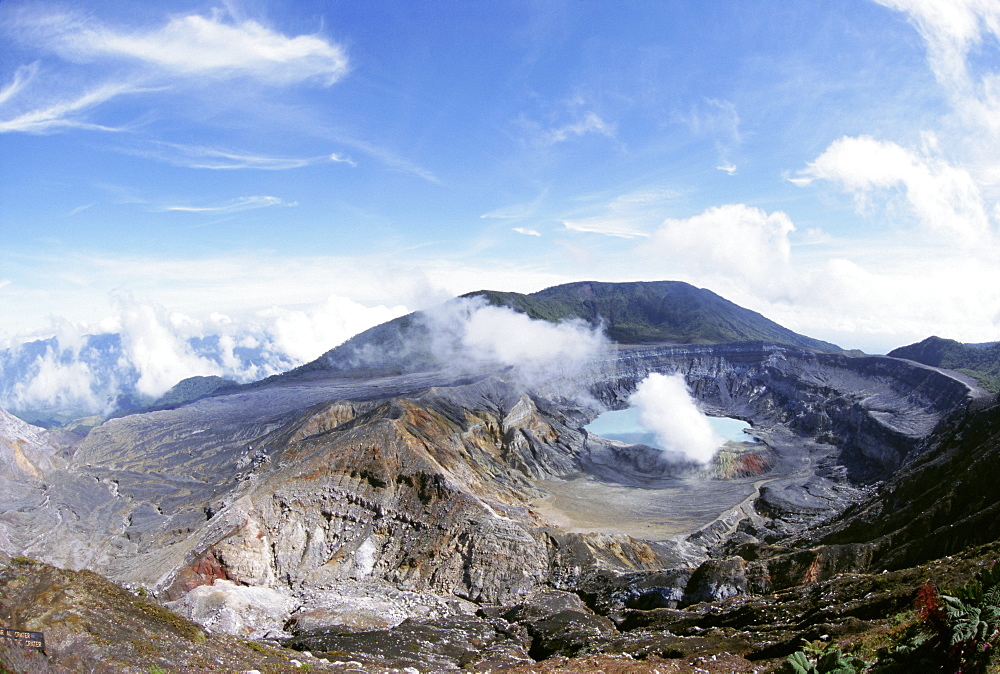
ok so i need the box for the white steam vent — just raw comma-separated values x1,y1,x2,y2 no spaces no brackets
629,372,726,464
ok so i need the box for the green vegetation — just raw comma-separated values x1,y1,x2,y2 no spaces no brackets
468,280,840,350
242,639,270,653
780,640,867,673
285,280,843,376
872,564,1000,673
134,596,206,643
889,336,1000,392
784,561,1000,673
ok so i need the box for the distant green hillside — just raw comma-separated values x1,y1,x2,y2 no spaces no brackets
468,281,840,351
889,336,1000,392
276,280,840,378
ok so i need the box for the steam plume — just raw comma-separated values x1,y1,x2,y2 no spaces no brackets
425,297,611,398
630,372,724,463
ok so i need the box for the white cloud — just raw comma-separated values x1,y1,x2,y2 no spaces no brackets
160,195,291,213
423,298,610,398
68,203,95,216
542,111,615,145
643,204,796,296
560,187,681,239
875,0,1000,136
329,152,356,167
0,81,130,134
796,135,993,246
13,348,101,413
686,97,741,173
0,291,411,414
561,217,649,239
143,142,331,170
460,303,607,370
256,295,408,364
333,137,442,184
0,62,38,106
481,190,549,220
1,9,349,135
0,249,577,347
630,373,724,464
115,299,222,397
518,108,616,148
755,248,1000,352
513,227,542,237
875,0,1000,87
48,12,349,85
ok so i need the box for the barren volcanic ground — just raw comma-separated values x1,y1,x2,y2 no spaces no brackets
1,325,990,671
0,275,993,670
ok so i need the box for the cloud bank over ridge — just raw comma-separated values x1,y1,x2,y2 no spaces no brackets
0,294,408,418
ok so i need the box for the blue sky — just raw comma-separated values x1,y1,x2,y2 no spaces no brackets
2,0,1000,374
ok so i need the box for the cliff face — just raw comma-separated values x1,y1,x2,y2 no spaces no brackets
813,395,1000,570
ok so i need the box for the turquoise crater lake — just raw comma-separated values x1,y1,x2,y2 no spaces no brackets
585,406,751,447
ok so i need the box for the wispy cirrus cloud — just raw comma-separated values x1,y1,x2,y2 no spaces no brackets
336,136,441,184
0,8,349,135
26,10,349,85
542,111,615,145
139,142,349,171
684,98,742,175
561,216,649,238
329,152,357,167
0,80,133,134
874,0,1000,90
0,63,37,106
68,203,95,216
158,195,294,214
874,0,1000,137
481,190,549,220
517,108,616,148
559,187,681,239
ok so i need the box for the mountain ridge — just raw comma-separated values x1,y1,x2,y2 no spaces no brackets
467,280,840,351
889,335,1000,392
281,280,840,382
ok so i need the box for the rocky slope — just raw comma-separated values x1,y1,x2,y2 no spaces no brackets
0,342,987,667
0,556,366,673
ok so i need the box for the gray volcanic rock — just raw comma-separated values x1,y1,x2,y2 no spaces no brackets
0,409,77,559
0,407,71,481
597,342,982,480
489,588,618,659
285,612,535,671
0,336,986,652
